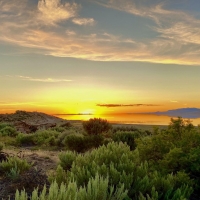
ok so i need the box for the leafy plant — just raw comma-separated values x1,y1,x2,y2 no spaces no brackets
0,126,18,137
63,134,104,152
15,174,128,200
6,162,20,180
51,142,192,199
59,151,77,171
112,131,136,150
0,156,31,175
83,118,112,135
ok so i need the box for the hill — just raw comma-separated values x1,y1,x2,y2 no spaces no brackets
0,110,66,133
153,108,200,119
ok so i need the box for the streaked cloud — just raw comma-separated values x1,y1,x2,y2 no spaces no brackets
170,100,178,103
0,0,200,65
6,75,72,82
96,104,160,108
72,18,95,25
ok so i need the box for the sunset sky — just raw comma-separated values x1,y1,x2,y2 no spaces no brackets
1,0,200,117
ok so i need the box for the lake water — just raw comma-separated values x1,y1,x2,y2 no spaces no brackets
55,113,200,126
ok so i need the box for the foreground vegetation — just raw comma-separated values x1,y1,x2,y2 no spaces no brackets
0,117,200,199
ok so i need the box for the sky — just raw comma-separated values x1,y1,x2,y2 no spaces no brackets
0,0,200,118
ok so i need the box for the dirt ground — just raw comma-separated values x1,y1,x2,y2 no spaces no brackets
0,148,60,200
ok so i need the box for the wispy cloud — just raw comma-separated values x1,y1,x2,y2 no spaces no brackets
0,0,200,65
6,75,72,82
96,104,160,108
170,100,178,103
66,30,76,36
0,102,48,107
72,18,95,25
37,0,79,25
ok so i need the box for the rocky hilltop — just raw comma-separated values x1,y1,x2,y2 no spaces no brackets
0,110,66,133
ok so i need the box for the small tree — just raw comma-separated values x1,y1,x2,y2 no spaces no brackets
83,118,112,135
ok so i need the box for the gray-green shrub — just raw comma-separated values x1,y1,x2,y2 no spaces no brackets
51,142,192,199
15,174,128,200
59,151,77,171
0,156,31,176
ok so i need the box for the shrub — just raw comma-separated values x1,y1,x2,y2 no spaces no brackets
15,174,128,200
56,129,79,147
113,126,138,133
136,133,173,163
34,130,60,145
50,126,66,133
0,126,18,137
63,134,104,152
63,134,85,152
59,151,77,171
83,118,112,135
16,133,35,146
0,156,31,177
6,163,20,180
0,123,12,130
112,131,136,150
51,142,192,199
16,130,60,147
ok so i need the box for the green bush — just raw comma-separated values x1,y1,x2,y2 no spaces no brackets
113,126,138,133
0,126,18,137
136,129,175,164
50,126,66,133
34,130,60,145
63,134,104,152
15,174,128,200
16,130,60,146
16,133,35,146
51,142,192,199
59,151,77,171
112,131,136,150
0,123,11,130
83,118,112,135
0,156,31,177
63,134,85,152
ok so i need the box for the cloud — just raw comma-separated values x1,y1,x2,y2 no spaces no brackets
170,100,178,103
5,75,72,82
18,76,72,82
72,18,95,25
37,0,79,25
96,104,160,107
0,102,48,107
66,30,76,36
1,0,200,65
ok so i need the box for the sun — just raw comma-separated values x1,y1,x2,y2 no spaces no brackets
80,109,94,115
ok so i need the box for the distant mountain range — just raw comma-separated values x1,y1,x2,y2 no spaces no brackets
151,108,200,119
